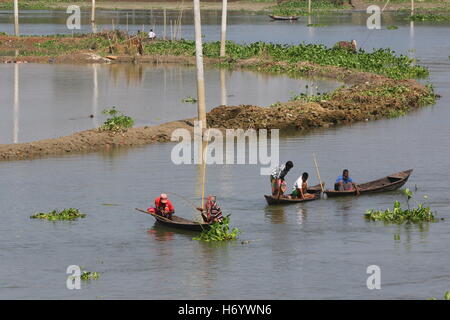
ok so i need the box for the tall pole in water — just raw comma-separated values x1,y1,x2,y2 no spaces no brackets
220,0,228,57
308,0,311,15
14,0,19,36
13,63,20,143
91,0,96,23
411,0,414,16
193,0,207,207
193,0,206,125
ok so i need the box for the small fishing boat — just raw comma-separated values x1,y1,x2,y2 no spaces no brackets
135,208,210,232
269,15,299,21
264,194,319,205
324,169,413,197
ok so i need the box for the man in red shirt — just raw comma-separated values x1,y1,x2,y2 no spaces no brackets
147,193,175,219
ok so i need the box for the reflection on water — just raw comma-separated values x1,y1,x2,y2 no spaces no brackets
0,10,450,300
0,63,342,144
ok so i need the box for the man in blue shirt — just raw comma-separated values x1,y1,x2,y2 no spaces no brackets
335,169,356,191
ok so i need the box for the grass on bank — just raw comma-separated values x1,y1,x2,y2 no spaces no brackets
99,107,134,132
270,0,344,16
2,33,429,80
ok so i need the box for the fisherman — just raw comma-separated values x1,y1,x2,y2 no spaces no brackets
197,195,223,224
291,172,316,199
335,169,357,191
270,161,294,197
147,193,174,219
148,29,156,40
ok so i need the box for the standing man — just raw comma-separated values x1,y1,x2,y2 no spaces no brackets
270,161,294,197
148,29,156,40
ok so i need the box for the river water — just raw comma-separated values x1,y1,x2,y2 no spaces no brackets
0,10,449,299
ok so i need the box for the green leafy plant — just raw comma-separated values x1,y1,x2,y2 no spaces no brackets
387,25,399,30
365,189,436,224
428,291,450,300
30,208,86,221
99,107,134,131
182,96,198,104
410,13,450,22
193,215,241,242
81,270,100,281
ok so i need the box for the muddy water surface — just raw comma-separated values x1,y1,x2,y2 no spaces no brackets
0,11,450,299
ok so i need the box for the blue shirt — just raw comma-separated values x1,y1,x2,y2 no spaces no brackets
336,175,353,184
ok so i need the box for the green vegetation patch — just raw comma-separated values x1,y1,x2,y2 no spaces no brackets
410,13,450,22
429,291,450,300
193,216,241,242
182,96,198,104
271,0,343,16
365,189,436,224
144,40,429,80
99,107,134,132
30,208,86,221
81,270,100,281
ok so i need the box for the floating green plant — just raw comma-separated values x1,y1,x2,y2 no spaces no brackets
428,291,450,300
365,189,436,224
30,208,86,221
99,107,134,132
81,270,100,281
410,13,450,22
182,96,198,104
193,215,241,242
387,25,399,30
307,23,328,27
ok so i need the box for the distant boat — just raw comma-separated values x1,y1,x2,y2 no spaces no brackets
323,169,413,198
269,15,299,21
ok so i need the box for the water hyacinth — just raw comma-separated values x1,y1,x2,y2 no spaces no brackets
99,107,134,132
81,270,100,281
30,208,86,221
193,215,241,242
365,189,436,224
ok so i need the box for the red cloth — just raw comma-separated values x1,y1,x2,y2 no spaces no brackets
154,197,174,213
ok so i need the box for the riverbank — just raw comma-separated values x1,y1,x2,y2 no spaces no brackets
1,0,450,14
0,35,436,161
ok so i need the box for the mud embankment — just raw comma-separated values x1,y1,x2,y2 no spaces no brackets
0,37,435,162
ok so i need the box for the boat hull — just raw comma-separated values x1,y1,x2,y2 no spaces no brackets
136,209,209,232
264,194,319,205
324,169,413,198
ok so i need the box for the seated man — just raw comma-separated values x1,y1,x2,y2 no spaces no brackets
335,169,356,191
291,172,316,199
270,161,294,197
197,195,223,224
147,193,174,219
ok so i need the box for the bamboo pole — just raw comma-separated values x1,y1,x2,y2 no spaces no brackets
14,0,19,36
163,8,167,40
91,0,96,23
220,68,227,106
411,0,414,16
308,0,311,15
193,0,207,207
220,0,228,57
13,63,19,143
312,153,325,194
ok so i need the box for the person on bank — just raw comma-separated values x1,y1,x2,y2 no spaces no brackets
335,169,357,191
148,29,156,40
291,172,316,199
147,193,175,219
197,195,223,224
270,161,294,197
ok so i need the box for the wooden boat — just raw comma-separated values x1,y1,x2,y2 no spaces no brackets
264,193,319,205
269,15,299,21
135,208,210,232
264,183,322,205
324,169,413,197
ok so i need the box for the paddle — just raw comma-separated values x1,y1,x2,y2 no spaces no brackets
313,153,327,200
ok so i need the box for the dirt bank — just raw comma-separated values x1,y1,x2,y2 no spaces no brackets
0,120,194,162
0,37,436,162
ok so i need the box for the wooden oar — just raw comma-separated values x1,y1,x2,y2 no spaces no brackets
312,153,327,199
